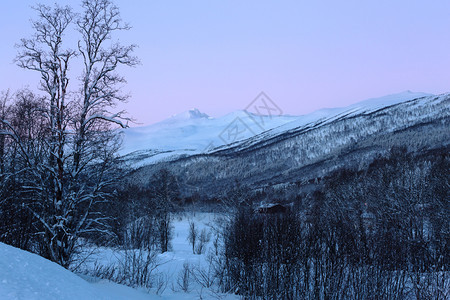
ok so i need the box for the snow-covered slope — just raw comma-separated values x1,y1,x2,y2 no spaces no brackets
120,91,433,167
250,91,433,140
0,243,154,300
120,108,298,167
215,91,434,151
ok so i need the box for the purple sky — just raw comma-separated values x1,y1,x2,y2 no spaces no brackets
1,1,450,126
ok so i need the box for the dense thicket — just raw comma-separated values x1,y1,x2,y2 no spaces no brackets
108,169,181,252
221,148,449,299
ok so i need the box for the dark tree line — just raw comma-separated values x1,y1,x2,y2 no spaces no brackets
221,147,449,299
109,169,181,253
0,90,48,251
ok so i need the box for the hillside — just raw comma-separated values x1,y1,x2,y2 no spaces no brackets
123,92,449,198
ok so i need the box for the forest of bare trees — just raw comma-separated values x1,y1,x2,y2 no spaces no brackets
220,148,449,299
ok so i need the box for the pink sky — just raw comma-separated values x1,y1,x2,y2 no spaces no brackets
1,0,449,126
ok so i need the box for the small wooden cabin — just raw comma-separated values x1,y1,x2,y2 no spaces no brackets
257,203,287,214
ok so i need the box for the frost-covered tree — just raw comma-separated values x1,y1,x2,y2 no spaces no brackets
1,0,138,267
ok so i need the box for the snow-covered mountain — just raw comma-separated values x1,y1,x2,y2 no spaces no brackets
120,108,298,167
120,91,433,167
125,91,449,197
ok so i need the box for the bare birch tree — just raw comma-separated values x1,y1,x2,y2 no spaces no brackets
5,0,138,267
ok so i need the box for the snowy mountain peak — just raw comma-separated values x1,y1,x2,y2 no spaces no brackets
171,108,210,120
187,108,210,119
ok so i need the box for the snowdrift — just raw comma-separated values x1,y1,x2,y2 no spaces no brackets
0,242,152,300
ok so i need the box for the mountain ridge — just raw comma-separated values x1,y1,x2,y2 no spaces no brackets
124,92,449,198
120,91,435,167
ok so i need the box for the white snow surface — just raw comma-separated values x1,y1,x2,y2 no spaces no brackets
120,91,432,167
0,242,154,300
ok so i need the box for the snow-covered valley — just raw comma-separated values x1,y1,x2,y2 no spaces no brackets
0,213,237,300
1,91,448,299
2,1,449,298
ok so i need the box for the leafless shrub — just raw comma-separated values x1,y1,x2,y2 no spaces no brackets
187,220,198,254
124,216,157,250
154,272,169,295
195,228,211,255
177,262,192,292
88,262,117,282
191,254,216,288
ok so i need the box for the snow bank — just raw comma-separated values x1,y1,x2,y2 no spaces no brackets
0,242,153,300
